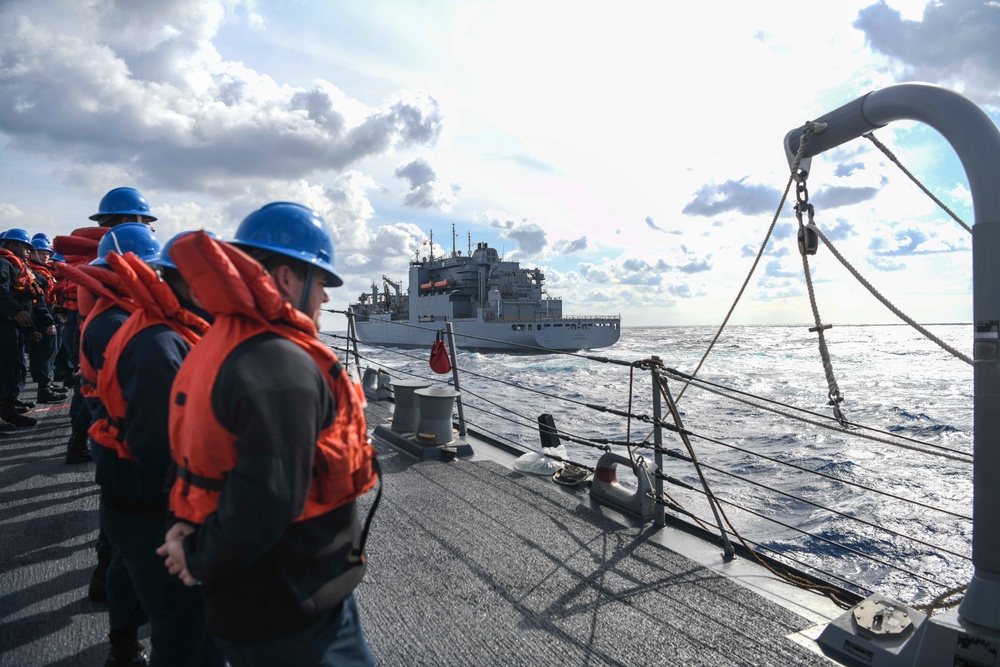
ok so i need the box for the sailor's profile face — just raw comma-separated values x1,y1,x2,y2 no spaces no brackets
276,263,330,328
7,241,31,261
303,271,330,328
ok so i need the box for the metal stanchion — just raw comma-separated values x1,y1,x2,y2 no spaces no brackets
445,322,467,436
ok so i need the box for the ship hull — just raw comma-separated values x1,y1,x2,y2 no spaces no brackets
356,314,620,352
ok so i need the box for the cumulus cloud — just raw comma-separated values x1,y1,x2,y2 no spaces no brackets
0,203,24,219
678,259,712,274
322,172,379,250
815,185,880,208
764,259,799,279
581,257,667,286
820,218,855,242
668,283,691,297
855,0,1000,106
682,178,783,216
645,215,683,235
552,236,588,254
483,216,549,257
394,158,456,210
772,222,795,241
576,247,710,287
504,222,548,257
395,159,435,188
868,256,907,271
0,4,442,193
371,223,427,261
834,161,866,177
869,227,967,256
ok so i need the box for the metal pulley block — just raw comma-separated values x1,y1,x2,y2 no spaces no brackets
852,598,914,639
797,219,819,255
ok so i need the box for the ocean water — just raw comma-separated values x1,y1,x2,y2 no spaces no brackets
325,323,975,606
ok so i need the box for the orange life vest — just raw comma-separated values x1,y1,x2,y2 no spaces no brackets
51,274,78,311
167,232,376,525
0,249,40,300
55,262,135,392
89,252,210,460
28,260,56,305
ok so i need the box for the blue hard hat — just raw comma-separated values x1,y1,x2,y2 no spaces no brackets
90,222,162,266
2,228,31,244
32,232,51,243
231,202,342,287
89,187,158,223
31,237,53,252
51,253,66,263
150,230,220,270
1,228,32,245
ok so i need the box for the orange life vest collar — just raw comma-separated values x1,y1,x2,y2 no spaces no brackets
57,263,135,388
90,253,210,459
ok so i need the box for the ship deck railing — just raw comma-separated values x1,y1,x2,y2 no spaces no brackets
325,318,972,621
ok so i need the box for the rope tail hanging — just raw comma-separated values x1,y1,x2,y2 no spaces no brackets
794,176,847,426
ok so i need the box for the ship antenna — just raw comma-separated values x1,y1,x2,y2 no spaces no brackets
452,222,457,257
467,232,471,256
429,229,434,261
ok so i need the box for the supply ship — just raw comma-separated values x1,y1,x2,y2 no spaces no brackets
348,232,620,351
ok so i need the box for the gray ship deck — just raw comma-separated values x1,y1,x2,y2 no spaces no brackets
0,386,842,666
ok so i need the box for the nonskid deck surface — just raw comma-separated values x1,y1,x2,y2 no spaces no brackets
0,393,834,666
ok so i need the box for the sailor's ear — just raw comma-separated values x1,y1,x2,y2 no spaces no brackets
271,263,297,299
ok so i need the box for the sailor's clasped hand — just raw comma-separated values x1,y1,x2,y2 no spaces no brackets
157,521,200,586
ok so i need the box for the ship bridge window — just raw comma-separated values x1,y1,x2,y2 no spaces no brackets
528,324,532,330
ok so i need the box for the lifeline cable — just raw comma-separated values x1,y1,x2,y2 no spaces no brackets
334,328,970,606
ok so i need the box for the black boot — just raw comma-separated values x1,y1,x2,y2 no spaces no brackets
104,628,148,667
88,550,110,602
14,397,35,409
64,430,92,464
1,397,36,427
37,385,65,404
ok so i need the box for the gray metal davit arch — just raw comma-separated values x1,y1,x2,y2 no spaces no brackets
784,82,1000,662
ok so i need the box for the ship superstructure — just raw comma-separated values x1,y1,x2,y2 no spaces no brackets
349,236,620,351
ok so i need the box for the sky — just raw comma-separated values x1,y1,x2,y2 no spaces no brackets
1,0,998,331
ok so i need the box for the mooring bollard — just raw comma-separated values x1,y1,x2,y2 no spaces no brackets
414,386,460,445
389,379,431,433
